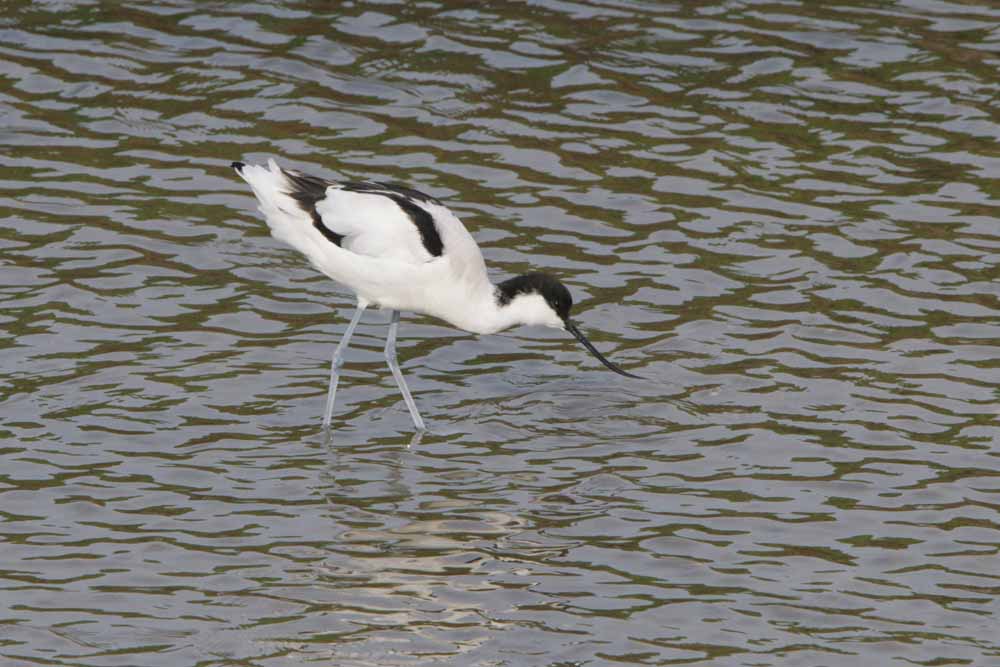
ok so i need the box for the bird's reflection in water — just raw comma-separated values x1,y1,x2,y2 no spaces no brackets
318,427,415,551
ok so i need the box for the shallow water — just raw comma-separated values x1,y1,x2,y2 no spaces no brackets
2,1,999,665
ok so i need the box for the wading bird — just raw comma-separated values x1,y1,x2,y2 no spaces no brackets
232,159,639,431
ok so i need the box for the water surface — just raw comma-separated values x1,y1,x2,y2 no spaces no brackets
2,1,999,665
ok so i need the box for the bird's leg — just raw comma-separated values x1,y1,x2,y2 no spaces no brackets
322,302,367,429
385,310,426,431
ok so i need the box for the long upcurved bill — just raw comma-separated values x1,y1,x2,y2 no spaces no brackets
565,320,642,379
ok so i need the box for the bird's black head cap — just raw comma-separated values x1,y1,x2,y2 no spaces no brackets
496,272,572,320
498,272,641,378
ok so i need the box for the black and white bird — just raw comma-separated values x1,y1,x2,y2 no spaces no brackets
232,159,639,431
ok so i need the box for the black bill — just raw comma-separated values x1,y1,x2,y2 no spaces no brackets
565,319,642,379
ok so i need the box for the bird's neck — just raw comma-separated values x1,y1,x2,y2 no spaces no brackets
466,278,555,335
479,295,527,335
423,276,554,336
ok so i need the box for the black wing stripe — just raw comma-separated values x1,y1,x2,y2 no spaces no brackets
282,170,345,247
340,181,444,257
282,170,443,256
386,194,443,257
341,180,441,205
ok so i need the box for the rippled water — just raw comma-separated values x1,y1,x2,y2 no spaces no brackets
2,1,999,665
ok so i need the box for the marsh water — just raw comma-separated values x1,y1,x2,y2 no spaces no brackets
2,1,999,665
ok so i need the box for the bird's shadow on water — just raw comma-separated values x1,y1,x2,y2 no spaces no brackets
315,425,424,504
321,424,424,451
443,373,706,431
312,426,438,560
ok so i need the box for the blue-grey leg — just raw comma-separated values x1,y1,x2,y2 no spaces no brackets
322,302,367,429
385,310,426,431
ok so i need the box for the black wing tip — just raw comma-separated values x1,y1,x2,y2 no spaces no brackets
231,161,245,172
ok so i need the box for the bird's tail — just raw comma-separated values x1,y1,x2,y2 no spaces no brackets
231,159,312,246
232,159,291,217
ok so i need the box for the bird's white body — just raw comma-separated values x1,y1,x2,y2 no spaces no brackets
236,159,559,334
233,158,638,430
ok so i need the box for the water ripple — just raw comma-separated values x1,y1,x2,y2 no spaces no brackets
2,1,999,665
